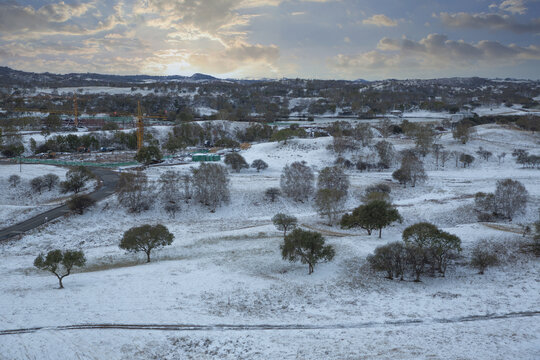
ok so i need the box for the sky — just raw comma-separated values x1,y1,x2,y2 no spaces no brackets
0,0,539,80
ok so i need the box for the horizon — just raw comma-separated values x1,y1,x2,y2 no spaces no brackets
0,1,539,80
3,65,539,83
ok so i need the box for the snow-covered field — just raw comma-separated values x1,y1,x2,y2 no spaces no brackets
0,123,539,359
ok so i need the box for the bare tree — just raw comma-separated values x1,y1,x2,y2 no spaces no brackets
393,151,427,187
315,188,347,225
377,118,393,138
494,179,528,220
440,150,450,168
8,174,21,187
497,152,506,165
117,171,156,213
374,140,395,169
159,170,181,216
280,161,314,202
317,166,349,195
191,163,230,212
353,123,373,147
432,144,443,168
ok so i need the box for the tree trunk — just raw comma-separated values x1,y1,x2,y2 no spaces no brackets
58,276,64,289
379,228,382,238
146,251,151,263
308,263,313,275
367,229,371,235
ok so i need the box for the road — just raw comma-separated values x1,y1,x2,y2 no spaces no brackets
0,310,538,336
0,167,119,242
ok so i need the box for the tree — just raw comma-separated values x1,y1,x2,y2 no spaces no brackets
265,187,281,202
432,143,443,168
224,153,249,172
8,174,20,187
30,176,45,194
341,200,402,238
361,183,391,203
367,242,406,280
135,145,162,165
353,123,373,147
413,125,435,157
272,213,298,238
61,166,93,194
251,159,268,172
1,142,24,157
34,250,86,289
317,166,349,195
402,222,461,279
374,140,395,168
493,179,528,220
459,153,474,168
42,173,59,191
440,150,450,168
117,171,155,213
476,147,493,161
191,163,230,211
393,151,427,187
281,228,335,274
159,171,181,217
280,161,314,202
44,114,62,131
470,240,499,274
119,224,174,263
315,188,347,224
453,122,475,144
67,194,96,214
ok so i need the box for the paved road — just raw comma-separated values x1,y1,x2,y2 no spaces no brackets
0,310,538,336
0,167,119,242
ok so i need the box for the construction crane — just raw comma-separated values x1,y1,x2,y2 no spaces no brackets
6,96,168,140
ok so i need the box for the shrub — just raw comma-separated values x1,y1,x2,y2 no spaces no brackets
265,187,281,202
67,194,96,214
224,153,249,173
60,166,93,194
135,145,162,165
470,240,499,274
42,173,60,191
8,174,21,187
251,159,269,172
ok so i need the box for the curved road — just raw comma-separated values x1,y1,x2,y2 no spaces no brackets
0,167,119,242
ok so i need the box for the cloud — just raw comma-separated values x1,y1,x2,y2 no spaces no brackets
439,12,540,33
362,14,398,27
0,2,122,38
188,43,279,74
331,33,540,73
498,0,528,15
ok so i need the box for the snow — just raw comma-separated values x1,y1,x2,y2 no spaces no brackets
0,123,539,359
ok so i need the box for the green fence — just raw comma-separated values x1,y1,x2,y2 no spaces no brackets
12,158,138,168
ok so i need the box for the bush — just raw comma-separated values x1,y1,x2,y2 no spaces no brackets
42,173,60,191
281,228,335,275
265,187,281,202
67,194,96,214
224,153,249,173
251,159,268,172
119,224,174,263
30,176,45,194
8,174,21,187
470,240,499,274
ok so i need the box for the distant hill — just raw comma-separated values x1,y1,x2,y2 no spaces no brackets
0,66,219,88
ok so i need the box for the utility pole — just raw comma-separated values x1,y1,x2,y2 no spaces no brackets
137,101,144,150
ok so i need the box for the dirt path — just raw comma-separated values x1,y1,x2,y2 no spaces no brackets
300,223,357,237
1,310,538,336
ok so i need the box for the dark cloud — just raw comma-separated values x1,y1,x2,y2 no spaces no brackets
439,12,540,33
